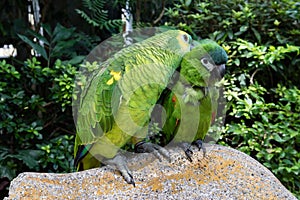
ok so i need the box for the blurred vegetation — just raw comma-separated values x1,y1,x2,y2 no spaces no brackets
162,1,300,197
0,0,299,198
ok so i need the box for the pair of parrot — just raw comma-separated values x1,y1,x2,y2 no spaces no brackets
73,30,228,186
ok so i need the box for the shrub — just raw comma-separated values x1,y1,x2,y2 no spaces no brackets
220,75,300,197
0,58,77,180
164,0,300,45
163,0,300,197
1,0,299,198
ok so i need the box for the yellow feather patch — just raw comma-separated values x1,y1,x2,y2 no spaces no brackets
106,70,122,85
106,77,114,85
111,70,122,81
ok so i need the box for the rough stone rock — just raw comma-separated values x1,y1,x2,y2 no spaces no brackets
5,144,297,199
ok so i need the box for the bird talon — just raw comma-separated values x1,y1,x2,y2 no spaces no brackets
104,154,135,186
185,148,193,162
179,142,194,162
180,141,207,161
135,141,171,162
193,140,206,157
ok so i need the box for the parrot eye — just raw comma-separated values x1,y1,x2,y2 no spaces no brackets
182,34,189,42
201,57,215,72
202,58,208,65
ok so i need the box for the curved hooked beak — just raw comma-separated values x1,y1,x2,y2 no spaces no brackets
217,64,226,78
191,40,200,50
211,63,226,81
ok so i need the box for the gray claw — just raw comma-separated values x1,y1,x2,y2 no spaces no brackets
193,140,206,157
179,142,193,162
135,141,171,162
105,154,135,186
180,140,206,162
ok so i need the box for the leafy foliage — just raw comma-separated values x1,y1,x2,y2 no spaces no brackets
0,22,97,182
164,0,300,197
18,23,99,66
76,0,122,32
0,58,77,180
1,0,300,198
220,76,300,196
164,0,300,45
229,39,299,85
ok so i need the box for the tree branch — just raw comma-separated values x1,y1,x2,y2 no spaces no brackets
153,0,165,25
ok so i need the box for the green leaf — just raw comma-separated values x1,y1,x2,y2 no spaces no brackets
14,150,43,169
41,23,52,37
240,25,248,32
216,31,225,41
274,19,280,26
0,165,16,180
251,27,261,43
18,34,48,60
227,30,233,40
65,56,85,65
52,23,76,43
185,0,192,7
234,58,240,66
265,153,274,160
28,29,50,45
273,133,286,143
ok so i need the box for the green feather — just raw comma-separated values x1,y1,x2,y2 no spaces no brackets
152,39,228,145
74,30,193,170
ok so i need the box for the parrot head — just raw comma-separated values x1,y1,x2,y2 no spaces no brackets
146,30,193,57
180,39,228,87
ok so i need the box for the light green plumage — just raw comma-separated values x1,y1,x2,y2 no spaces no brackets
155,39,228,145
74,30,192,170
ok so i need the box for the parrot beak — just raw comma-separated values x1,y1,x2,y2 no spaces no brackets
210,63,226,82
209,64,225,85
191,40,200,49
217,64,226,78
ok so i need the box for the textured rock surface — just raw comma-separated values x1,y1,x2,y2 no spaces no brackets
5,144,297,199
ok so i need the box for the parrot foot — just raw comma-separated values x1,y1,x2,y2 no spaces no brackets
105,154,135,187
179,140,206,162
193,139,206,157
135,141,171,162
179,142,193,162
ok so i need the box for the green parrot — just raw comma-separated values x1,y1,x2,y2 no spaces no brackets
74,30,193,186
146,39,228,161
